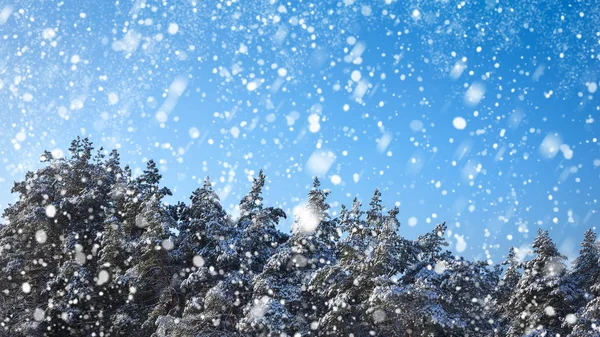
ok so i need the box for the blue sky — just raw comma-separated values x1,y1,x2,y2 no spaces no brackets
0,0,598,264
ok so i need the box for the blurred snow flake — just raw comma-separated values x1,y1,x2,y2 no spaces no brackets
97,270,110,285
249,296,270,320
409,120,424,132
560,144,574,160
189,127,200,139
33,308,45,322
22,282,31,293
157,77,188,122
293,203,320,233
454,234,467,253
108,93,119,105
372,309,386,323
230,126,240,139
161,239,175,250
449,61,466,80
308,113,321,133
464,82,485,106
377,132,393,152
168,23,179,35
51,148,64,159
193,255,205,267
42,27,56,39
45,205,56,218
305,150,336,176
0,5,13,24
539,133,563,159
434,261,447,274
112,30,142,54
246,81,260,91
35,230,47,244
452,117,467,130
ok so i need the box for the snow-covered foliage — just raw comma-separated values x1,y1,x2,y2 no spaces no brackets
0,140,599,336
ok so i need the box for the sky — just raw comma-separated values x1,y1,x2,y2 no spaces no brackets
0,0,599,264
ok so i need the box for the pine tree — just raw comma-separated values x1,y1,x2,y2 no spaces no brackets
132,188,177,336
0,161,67,335
68,136,94,167
0,140,128,336
417,221,450,261
495,246,522,335
309,195,367,335
570,229,600,306
311,191,412,336
369,206,416,276
366,188,384,234
105,149,122,179
238,169,266,218
338,197,366,263
360,206,420,335
238,177,339,336
178,177,228,263
506,229,576,337
41,141,118,336
569,282,600,336
372,221,498,336
177,171,286,335
173,178,235,336
564,229,600,336
137,159,163,196
96,212,130,331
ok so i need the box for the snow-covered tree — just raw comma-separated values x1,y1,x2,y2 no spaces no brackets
494,246,522,336
170,177,236,336
129,169,177,336
177,177,228,264
1,138,597,337
506,229,576,337
569,281,600,336
238,177,339,336
0,160,68,335
564,229,600,336
310,191,416,336
0,139,129,336
570,229,600,306
176,171,286,335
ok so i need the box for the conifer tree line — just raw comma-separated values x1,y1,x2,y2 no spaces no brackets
1,137,599,337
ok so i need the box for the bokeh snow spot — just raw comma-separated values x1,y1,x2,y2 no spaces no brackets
97,270,110,285
539,133,563,159
293,203,320,233
452,117,467,130
45,205,56,218
464,82,485,106
305,150,336,176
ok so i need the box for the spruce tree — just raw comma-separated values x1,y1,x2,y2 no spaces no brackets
177,171,286,335
311,190,410,336
495,246,522,336
238,177,339,336
173,177,235,336
506,229,576,337
570,229,600,307
569,281,600,336
0,139,125,336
